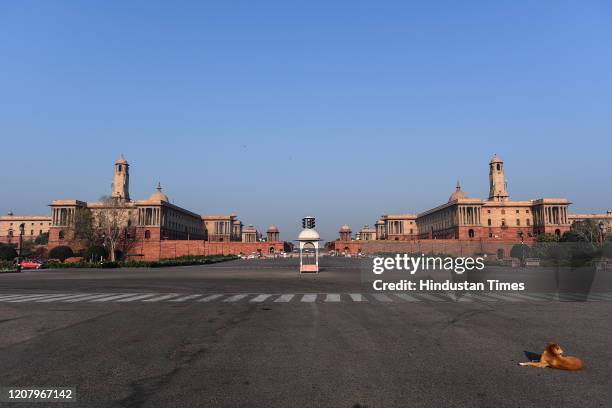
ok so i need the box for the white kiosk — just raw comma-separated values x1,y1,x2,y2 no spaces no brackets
298,216,320,273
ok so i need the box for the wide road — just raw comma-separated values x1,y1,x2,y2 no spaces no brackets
0,258,610,407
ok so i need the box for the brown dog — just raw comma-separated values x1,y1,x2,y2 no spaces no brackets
520,342,583,370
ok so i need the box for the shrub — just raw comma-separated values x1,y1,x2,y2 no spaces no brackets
48,246,74,262
0,260,17,272
0,245,18,261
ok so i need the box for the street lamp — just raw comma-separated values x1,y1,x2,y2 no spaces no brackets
101,232,107,261
598,222,605,246
17,223,25,271
518,231,525,266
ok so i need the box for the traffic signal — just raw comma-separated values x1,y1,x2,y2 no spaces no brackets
302,216,315,229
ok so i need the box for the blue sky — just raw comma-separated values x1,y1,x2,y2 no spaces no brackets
1,0,611,240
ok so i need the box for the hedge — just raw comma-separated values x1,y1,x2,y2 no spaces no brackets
42,254,238,269
0,260,18,273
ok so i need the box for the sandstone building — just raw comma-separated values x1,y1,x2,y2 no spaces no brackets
0,213,52,244
569,210,612,234
47,156,285,259
335,155,573,254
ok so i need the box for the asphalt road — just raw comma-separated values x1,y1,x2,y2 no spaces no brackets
0,258,610,408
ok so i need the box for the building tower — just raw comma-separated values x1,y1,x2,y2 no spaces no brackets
112,155,130,202
488,154,508,202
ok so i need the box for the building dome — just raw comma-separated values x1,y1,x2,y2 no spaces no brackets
267,225,279,233
448,182,468,202
298,228,320,241
340,224,351,232
243,224,257,233
490,154,503,163
149,182,169,202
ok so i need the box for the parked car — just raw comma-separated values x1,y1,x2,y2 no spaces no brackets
20,259,44,269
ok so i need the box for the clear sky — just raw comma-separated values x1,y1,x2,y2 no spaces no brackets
1,1,611,241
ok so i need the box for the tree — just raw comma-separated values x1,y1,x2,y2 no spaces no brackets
49,246,74,262
96,197,136,262
73,208,98,248
35,232,49,245
83,245,107,262
510,244,530,264
0,245,18,261
566,219,602,245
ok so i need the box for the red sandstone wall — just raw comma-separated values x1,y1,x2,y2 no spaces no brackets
341,239,522,258
136,240,286,261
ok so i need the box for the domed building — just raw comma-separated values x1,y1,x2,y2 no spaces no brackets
339,224,352,241
267,225,280,242
149,183,169,202
448,182,468,202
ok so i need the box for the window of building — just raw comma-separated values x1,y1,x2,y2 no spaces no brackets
526,210,530,214
489,233,493,238
526,219,530,226
501,209,506,215
468,229,475,238
30,230,34,235
59,231,65,240
487,210,491,214
516,219,520,226
516,210,519,214
501,219,506,227
487,219,492,226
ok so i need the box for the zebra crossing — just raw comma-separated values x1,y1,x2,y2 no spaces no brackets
0,292,611,304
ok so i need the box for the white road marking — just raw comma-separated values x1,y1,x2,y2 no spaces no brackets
63,294,114,302
8,294,69,303
274,294,294,303
394,293,421,302
325,294,341,302
142,294,180,302
301,294,317,302
349,293,366,302
0,294,42,301
372,294,392,302
198,294,224,302
522,293,555,301
588,293,612,301
481,293,522,302
415,293,446,302
250,294,272,303
469,293,500,302
456,293,474,302
509,293,546,302
169,294,204,302
36,293,95,302
90,293,139,302
223,294,249,302
116,294,158,302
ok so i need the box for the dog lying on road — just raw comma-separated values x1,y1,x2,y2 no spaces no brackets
520,342,583,370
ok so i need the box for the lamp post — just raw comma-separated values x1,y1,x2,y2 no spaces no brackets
16,223,25,271
101,232,106,262
598,222,605,247
518,231,525,267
